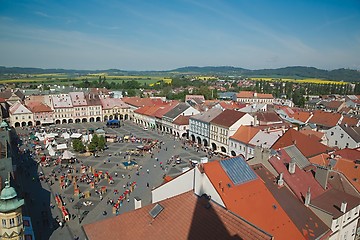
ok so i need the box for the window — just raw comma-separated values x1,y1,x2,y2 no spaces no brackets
9,218,15,227
341,134,344,138
331,132,334,136
335,141,338,145
17,215,22,225
2,219,6,228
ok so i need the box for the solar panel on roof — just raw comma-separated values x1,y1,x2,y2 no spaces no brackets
220,156,257,185
149,203,164,219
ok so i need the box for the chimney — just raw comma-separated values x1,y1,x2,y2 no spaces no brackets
305,187,311,207
254,92,257,97
277,172,284,187
341,201,347,213
134,196,142,210
288,159,296,174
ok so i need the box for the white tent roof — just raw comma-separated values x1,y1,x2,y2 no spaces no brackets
48,145,55,156
62,150,75,160
52,140,58,146
45,133,56,139
61,132,70,139
70,133,82,139
82,134,92,143
57,143,67,150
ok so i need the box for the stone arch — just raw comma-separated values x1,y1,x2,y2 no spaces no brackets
96,117,101,122
82,118,87,123
28,121,33,126
221,146,226,153
231,150,236,156
75,119,81,123
68,119,73,124
203,139,208,147
21,122,26,127
55,120,61,124
109,115,113,120
182,132,188,138
124,114,129,120
62,119,67,124
191,134,195,142
104,116,108,121
15,122,20,127
89,117,95,122
35,121,41,126
211,143,217,151
197,136,202,145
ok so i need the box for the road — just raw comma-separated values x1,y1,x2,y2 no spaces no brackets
15,120,209,240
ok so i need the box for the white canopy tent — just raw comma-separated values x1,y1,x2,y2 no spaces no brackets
70,133,82,139
57,143,67,150
47,145,55,157
61,132,70,140
62,150,75,160
82,134,93,143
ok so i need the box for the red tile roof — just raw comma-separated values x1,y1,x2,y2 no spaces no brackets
253,164,331,239
218,101,246,110
308,153,330,166
26,102,52,113
0,98,6,103
153,101,179,119
333,157,360,192
341,116,359,127
211,110,247,127
173,115,190,125
236,91,254,98
255,112,282,124
334,148,360,161
83,191,273,240
230,126,260,144
308,110,342,128
203,160,305,240
269,150,328,201
122,97,166,108
272,128,332,158
299,129,325,142
289,111,312,123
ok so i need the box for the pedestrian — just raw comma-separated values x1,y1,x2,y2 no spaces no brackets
147,169,149,174
154,164,156,168
146,182,149,188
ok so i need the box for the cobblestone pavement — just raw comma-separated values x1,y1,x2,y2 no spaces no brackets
15,121,210,240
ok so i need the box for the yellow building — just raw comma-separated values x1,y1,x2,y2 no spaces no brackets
0,181,25,240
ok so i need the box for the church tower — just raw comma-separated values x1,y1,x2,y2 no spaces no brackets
0,180,25,239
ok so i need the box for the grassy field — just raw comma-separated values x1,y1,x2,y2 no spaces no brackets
0,73,172,85
250,77,347,85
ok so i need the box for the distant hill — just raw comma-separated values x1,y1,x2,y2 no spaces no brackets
1,65,359,82
172,66,360,82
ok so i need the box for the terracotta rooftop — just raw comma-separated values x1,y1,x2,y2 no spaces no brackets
289,111,312,123
203,158,305,240
269,150,328,201
69,92,87,106
334,148,360,161
299,129,324,142
211,110,247,128
230,126,260,144
272,128,332,158
308,153,330,166
173,115,190,125
341,116,359,127
333,157,360,192
252,164,330,240
255,112,282,124
154,102,179,119
122,97,166,108
327,171,360,198
311,188,360,219
308,110,342,128
100,98,129,110
83,191,273,240
26,102,52,113
218,101,246,110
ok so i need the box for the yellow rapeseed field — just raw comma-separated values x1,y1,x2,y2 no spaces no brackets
250,77,346,85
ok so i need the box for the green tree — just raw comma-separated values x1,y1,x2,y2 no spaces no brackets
72,139,86,152
91,134,99,147
98,136,106,150
88,142,97,152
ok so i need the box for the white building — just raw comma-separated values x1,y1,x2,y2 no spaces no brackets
9,101,34,127
50,94,74,124
209,109,254,154
325,125,360,149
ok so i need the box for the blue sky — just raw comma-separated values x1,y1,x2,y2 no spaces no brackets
0,0,359,70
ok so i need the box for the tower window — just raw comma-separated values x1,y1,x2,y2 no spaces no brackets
2,219,6,228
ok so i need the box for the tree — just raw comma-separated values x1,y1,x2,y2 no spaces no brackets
72,139,86,153
98,136,106,150
91,134,99,147
87,142,97,152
